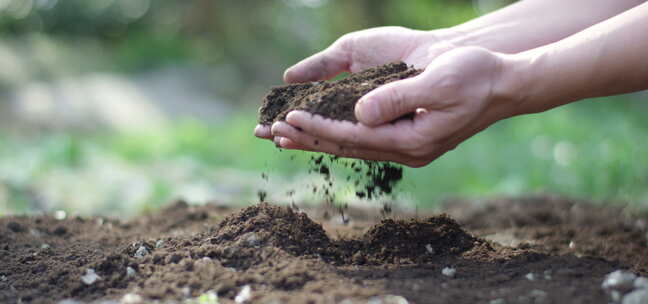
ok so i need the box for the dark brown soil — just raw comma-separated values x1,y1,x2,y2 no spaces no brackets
1,197,647,304
258,62,421,125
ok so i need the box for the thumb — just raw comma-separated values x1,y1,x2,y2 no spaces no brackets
355,76,426,126
284,45,350,83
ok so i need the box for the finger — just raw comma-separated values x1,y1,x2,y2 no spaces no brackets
283,44,350,83
277,135,427,168
355,74,428,127
254,124,272,139
284,111,415,151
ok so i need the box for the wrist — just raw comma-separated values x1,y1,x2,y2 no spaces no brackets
489,52,538,118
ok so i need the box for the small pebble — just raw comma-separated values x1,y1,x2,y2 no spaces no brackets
367,295,409,304
235,285,252,303
634,277,648,289
569,241,576,249
489,299,506,304
126,267,136,277
155,240,165,249
41,244,51,250
54,210,67,220
134,246,149,259
525,273,536,281
81,268,100,285
425,244,435,255
121,293,143,304
0,275,6,282
623,289,648,304
442,267,456,278
603,270,637,292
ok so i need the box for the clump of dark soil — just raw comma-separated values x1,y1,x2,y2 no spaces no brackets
212,202,332,257
258,62,421,125
361,216,481,262
258,62,420,200
2,197,647,304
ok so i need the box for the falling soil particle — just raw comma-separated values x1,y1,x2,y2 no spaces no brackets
1,197,647,304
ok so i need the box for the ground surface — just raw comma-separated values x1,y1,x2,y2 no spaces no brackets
1,196,647,304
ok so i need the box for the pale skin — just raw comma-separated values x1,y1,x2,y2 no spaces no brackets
255,0,648,167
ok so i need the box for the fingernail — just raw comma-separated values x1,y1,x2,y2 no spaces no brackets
355,98,378,124
253,125,265,137
283,68,295,83
285,111,305,124
271,122,286,136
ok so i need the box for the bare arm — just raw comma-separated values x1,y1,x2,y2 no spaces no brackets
504,1,648,114
268,1,648,167
449,0,647,53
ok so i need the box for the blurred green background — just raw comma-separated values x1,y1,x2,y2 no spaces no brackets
0,0,646,217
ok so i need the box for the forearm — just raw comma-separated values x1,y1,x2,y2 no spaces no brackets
447,0,646,53
502,1,648,114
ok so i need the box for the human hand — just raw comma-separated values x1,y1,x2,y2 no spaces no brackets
254,26,460,139
269,47,522,167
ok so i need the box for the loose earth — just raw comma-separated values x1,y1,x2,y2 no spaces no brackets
1,196,647,303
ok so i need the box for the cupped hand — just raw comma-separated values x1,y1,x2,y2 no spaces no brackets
254,26,458,139
273,47,521,167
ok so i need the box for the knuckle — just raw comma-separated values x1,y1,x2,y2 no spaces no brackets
386,86,406,114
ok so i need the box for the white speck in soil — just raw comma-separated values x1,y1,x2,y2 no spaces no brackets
603,270,637,292
81,268,100,285
126,266,136,277
569,240,576,249
155,240,165,249
442,267,456,278
121,293,144,304
368,295,409,304
488,299,506,304
134,246,149,258
623,289,648,304
425,244,435,255
634,277,648,290
40,244,51,250
235,285,252,303
525,273,536,281
0,275,6,282
54,210,67,220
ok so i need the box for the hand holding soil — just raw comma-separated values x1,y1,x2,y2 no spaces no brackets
266,47,511,168
257,1,648,168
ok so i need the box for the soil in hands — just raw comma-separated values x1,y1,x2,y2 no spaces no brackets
259,62,419,199
2,197,647,304
258,62,421,125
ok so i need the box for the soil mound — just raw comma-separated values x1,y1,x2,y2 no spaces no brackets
259,62,421,125
2,198,645,304
363,215,480,260
212,202,331,256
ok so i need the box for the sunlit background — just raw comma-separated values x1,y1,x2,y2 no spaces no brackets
0,0,646,216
